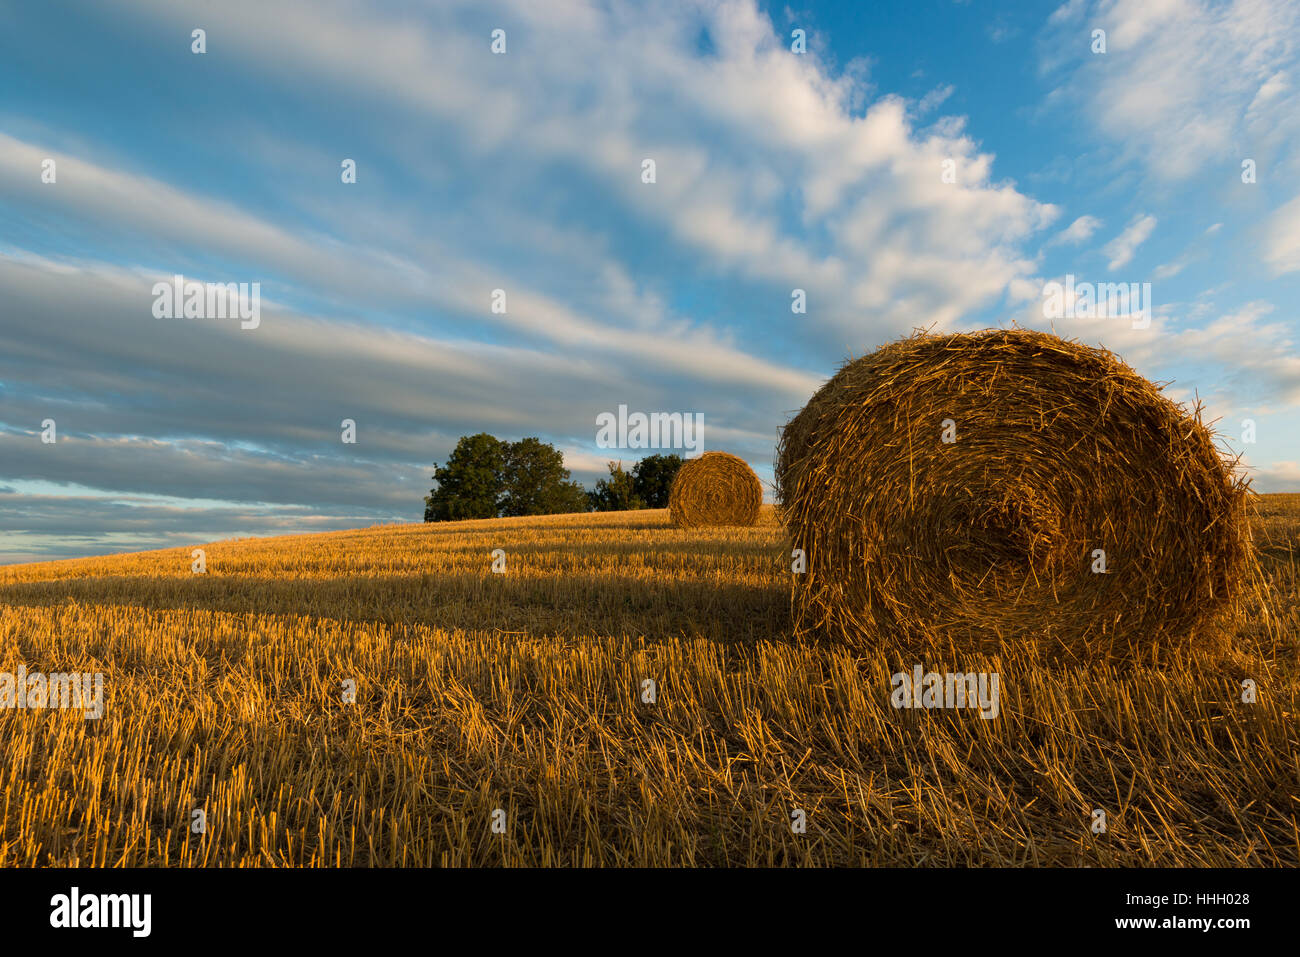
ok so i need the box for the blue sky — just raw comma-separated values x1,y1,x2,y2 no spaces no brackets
2,0,1298,563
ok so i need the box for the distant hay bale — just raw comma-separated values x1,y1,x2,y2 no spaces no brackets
775,329,1254,658
669,452,763,528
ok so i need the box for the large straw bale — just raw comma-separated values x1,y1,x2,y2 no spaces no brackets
775,329,1253,657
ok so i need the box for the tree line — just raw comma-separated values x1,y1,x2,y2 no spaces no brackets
424,433,684,522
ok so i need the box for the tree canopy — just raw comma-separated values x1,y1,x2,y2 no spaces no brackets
588,461,644,512
424,433,506,522
426,439,688,521
630,453,684,508
500,437,589,516
425,434,586,521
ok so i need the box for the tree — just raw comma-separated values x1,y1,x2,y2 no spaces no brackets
500,437,590,517
588,461,644,512
631,453,684,508
426,434,591,521
424,433,506,522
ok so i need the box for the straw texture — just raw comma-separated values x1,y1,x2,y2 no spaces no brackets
775,329,1253,658
669,452,763,528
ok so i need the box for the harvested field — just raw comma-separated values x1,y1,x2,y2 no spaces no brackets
1,500,1296,866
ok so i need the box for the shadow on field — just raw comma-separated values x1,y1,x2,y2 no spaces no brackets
0,571,790,645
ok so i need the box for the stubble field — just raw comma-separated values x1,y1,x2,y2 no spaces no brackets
1,497,1297,866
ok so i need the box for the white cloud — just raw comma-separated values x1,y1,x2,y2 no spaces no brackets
1262,193,1300,274
916,84,955,114
1004,276,1300,424
1090,301,1300,412
0,132,819,403
1048,0,1088,25
1103,214,1157,270
109,0,1057,347
1051,214,1103,245
1041,0,1300,182
1256,460,1300,490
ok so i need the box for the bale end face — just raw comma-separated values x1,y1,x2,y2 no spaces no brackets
775,329,1254,659
669,451,763,528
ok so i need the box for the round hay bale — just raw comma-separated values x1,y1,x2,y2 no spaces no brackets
775,329,1253,658
669,452,763,528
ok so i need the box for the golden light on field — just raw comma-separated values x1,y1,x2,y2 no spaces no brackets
1,500,1297,866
